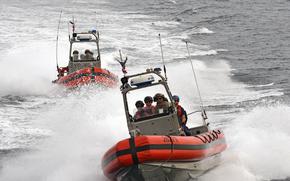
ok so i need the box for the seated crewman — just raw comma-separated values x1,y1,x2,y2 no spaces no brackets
72,50,79,61
143,96,155,116
134,100,146,119
153,93,169,114
84,49,94,60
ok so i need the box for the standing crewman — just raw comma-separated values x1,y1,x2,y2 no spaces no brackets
172,95,191,136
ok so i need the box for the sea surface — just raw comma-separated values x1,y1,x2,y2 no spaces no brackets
0,0,290,180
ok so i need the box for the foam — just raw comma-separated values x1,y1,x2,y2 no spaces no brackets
0,41,62,96
0,87,127,181
166,60,283,109
200,105,290,180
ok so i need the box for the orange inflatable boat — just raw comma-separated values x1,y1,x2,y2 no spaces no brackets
53,29,118,88
56,67,118,88
101,69,227,181
102,130,226,179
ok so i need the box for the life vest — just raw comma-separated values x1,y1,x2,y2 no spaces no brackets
176,105,187,125
58,66,69,76
134,109,146,119
155,101,169,114
143,105,155,115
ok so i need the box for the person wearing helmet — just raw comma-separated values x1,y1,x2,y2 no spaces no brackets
84,49,94,60
154,93,169,114
72,50,79,61
134,100,145,119
143,96,155,116
173,95,191,136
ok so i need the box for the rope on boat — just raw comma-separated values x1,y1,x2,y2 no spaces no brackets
195,130,221,143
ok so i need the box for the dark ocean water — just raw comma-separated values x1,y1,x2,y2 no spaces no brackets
107,0,290,100
0,0,290,180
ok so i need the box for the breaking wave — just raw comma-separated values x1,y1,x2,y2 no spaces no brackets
200,105,290,181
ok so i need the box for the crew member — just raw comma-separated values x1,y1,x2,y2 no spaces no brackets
72,50,79,61
134,100,146,119
57,66,69,77
173,95,191,136
84,49,94,60
143,96,155,116
154,93,169,114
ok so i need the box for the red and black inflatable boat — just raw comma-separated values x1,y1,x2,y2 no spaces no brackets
53,30,118,88
55,67,118,88
101,69,227,181
102,130,226,180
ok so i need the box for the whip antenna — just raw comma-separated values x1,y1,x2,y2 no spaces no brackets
56,11,62,70
158,34,167,80
185,41,208,123
95,11,98,30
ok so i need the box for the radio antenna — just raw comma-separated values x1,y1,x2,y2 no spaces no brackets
158,34,168,80
185,41,208,123
56,11,62,71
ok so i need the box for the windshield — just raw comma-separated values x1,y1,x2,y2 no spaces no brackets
71,42,99,61
126,84,172,121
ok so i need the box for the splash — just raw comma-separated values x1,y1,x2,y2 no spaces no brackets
200,105,290,181
0,87,128,181
166,60,283,109
0,42,59,96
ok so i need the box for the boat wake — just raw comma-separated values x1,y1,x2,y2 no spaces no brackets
199,105,290,181
0,39,287,180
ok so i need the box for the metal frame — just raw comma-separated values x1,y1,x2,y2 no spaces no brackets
67,31,102,73
120,69,178,134
69,31,101,63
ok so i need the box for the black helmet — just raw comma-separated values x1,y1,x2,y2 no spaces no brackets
85,49,90,54
172,95,180,102
73,50,79,54
135,100,144,108
144,96,153,103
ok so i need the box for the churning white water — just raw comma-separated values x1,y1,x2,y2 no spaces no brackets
1,0,289,180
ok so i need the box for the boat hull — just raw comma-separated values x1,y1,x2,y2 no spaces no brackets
116,154,221,181
55,67,118,88
102,130,226,180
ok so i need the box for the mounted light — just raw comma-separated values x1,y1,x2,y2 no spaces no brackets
130,75,154,87
77,35,92,41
